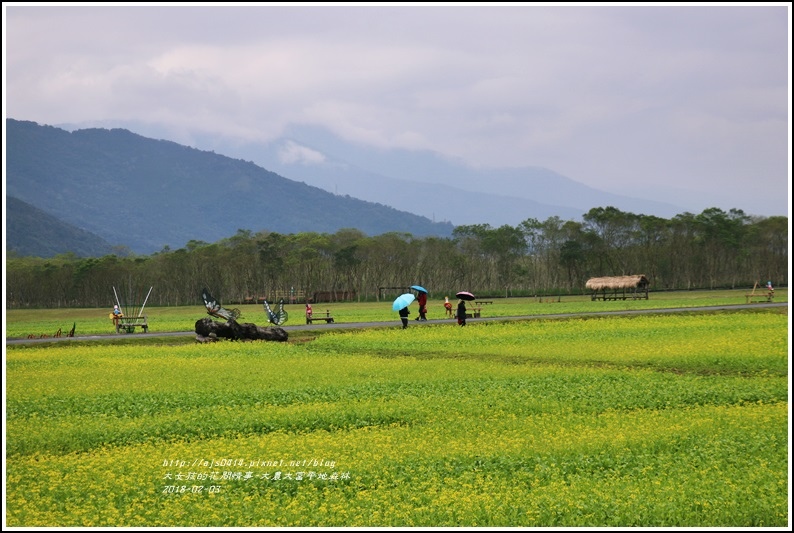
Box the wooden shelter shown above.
[585,275,650,301]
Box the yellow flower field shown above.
[5,309,789,526]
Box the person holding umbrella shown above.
[393,293,415,329]
[412,285,428,321]
[456,291,475,326]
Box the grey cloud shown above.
[4,4,789,217]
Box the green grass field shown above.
[4,293,790,526]
[4,288,788,339]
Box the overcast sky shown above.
[3,3,791,217]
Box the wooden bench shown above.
[115,315,149,333]
[464,307,482,319]
[745,291,774,304]
[458,301,491,319]
[306,310,335,324]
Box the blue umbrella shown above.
[392,293,415,311]
[411,285,428,294]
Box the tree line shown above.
[5,207,788,309]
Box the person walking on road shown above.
[399,305,410,328]
[456,299,467,326]
[416,290,428,321]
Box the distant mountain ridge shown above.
[248,124,691,224]
[6,196,116,258]
[58,120,690,226]
[5,119,455,256]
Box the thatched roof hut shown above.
[585,275,649,291]
[585,275,650,300]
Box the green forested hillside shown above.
[6,119,454,255]
[6,196,117,258]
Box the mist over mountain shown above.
[231,124,693,224]
[6,119,454,256]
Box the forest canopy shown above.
[6,207,788,308]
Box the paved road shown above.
[6,301,787,346]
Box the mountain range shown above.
[7,117,735,259]
[5,119,454,256]
[56,120,693,228]
[206,123,693,226]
